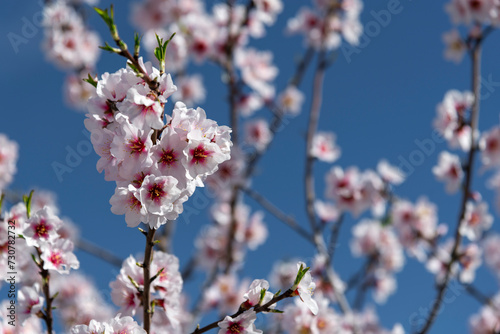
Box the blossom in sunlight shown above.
[218,310,262,334]
[85,60,232,229]
[40,238,80,274]
[293,262,319,315]
[70,314,146,334]
[242,279,274,309]
[23,206,62,248]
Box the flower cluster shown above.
[195,202,268,272]
[323,164,399,218]
[42,0,101,110]
[350,220,405,303]
[85,59,232,229]
[109,251,186,333]
[287,0,363,50]
[70,314,146,334]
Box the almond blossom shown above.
[40,238,80,274]
[311,132,341,163]
[433,89,474,151]
[480,126,500,169]
[218,310,262,334]
[17,284,44,326]
[433,151,464,193]
[245,119,272,152]
[293,262,319,315]
[459,201,493,241]
[23,206,62,248]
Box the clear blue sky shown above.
[2,0,500,332]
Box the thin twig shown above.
[328,214,344,263]
[191,289,294,334]
[242,187,314,243]
[75,238,123,268]
[142,227,156,333]
[416,35,483,334]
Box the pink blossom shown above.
[64,73,95,111]
[172,74,206,106]
[235,48,278,99]
[314,200,340,223]
[469,305,500,334]
[480,126,500,169]
[109,185,148,228]
[245,119,272,152]
[18,284,44,326]
[23,206,62,247]
[433,90,474,151]
[110,115,154,180]
[242,279,274,309]
[237,94,263,117]
[138,175,182,228]
[311,132,341,163]
[460,201,493,241]
[218,310,262,334]
[293,262,318,315]
[433,151,464,193]
[377,159,405,185]
[40,238,80,274]
[118,84,166,130]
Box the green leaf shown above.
[134,33,141,58]
[99,42,121,54]
[274,289,281,297]
[259,288,266,305]
[268,309,284,314]
[83,74,98,88]
[128,275,140,290]
[23,190,34,219]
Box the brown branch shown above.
[33,247,54,334]
[328,214,344,263]
[416,36,483,334]
[142,227,156,333]
[191,289,294,334]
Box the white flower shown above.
[293,262,318,315]
[218,310,262,334]
[18,284,44,326]
[311,132,341,163]
[459,201,493,241]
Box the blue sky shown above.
[3,0,500,332]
